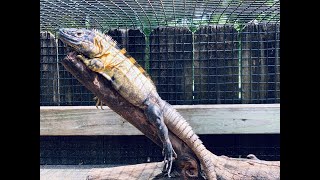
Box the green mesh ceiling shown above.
[40,0,280,32]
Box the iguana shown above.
[58,28,217,179]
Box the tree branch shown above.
[62,51,201,179]
[62,51,280,180]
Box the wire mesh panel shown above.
[40,0,280,31]
[149,27,193,105]
[41,29,149,106]
[241,23,280,103]
[40,136,105,164]
[194,25,239,104]
[40,32,60,106]
[57,38,96,106]
[40,134,280,165]
[107,29,147,70]
[40,0,280,106]
[201,134,280,160]
[40,136,162,165]
[40,25,280,105]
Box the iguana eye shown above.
[76,32,83,37]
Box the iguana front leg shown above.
[144,99,177,177]
[93,96,104,110]
[76,55,107,109]
[76,54,105,72]
[76,54,177,176]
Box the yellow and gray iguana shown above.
[58,28,217,179]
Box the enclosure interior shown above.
[40,0,280,165]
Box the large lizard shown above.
[58,28,217,179]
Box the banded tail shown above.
[161,101,217,180]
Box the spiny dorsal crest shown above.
[92,29,154,83]
[92,29,119,50]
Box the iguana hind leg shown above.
[144,99,177,177]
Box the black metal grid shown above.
[40,0,280,106]
[240,23,280,103]
[40,31,95,106]
[40,29,150,106]
[194,25,240,104]
[40,134,280,165]
[40,23,280,105]
[40,0,280,31]
[149,27,194,105]
[40,32,59,105]
[40,1,280,171]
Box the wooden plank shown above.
[149,27,193,105]
[275,24,280,102]
[40,31,60,105]
[56,38,73,105]
[40,104,280,135]
[193,26,213,104]
[241,23,280,103]
[107,29,127,48]
[265,23,280,103]
[40,165,116,180]
[87,162,163,180]
[127,29,146,69]
[241,24,258,103]
[194,25,239,104]
[57,39,95,106]
[107,29,146,72]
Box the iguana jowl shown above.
[58,28,217,179]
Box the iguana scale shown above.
[58,28,217,179]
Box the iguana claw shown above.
[162,142,177,177]
[93,96,104,110]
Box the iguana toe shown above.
[162,143,177,177]
[93,96,104,110]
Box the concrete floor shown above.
[40,165,120,180]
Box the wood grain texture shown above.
[241,23,280,104]
[87,157,280,180]
[40,104,279,135]
[87,162,164,180]
[149,27,193,105]
[40,31,60,105]
[194,25,239,104]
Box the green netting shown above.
[40,0,280,32]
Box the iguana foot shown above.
[144,99,177,178]
[76,55,105,72]
[162,141,178,177]
[93,96,104,110]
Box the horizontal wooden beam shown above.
[40,104,280,135]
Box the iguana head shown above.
[58,28,111,58]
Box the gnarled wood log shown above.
[62,51,201,179]
[62,52,280,180]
